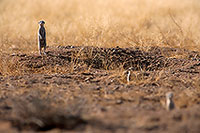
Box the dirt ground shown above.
[0,46,200,133]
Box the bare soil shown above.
[0,46,200,133]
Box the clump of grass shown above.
[0,54,21,76]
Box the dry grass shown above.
[0,0,200,54]
[0,1,200,131]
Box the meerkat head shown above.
[38,20,45,26]
[166,92,173,100]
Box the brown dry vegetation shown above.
[0,0,200,133]
[1,0,200,53]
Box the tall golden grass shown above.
[0,0,200,53]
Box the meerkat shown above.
[127,71,131,83]
[38,20,46,55]
[123,67,133,84]
[166,92,175,111]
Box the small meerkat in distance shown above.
[38,20,47,55]
[166,92,175,111]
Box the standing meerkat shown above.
[38,20,46,55]
[166,92,175,111]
